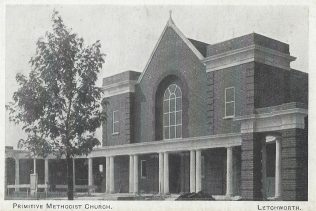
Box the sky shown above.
[5,5,309,148]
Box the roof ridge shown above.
[137,16,205,83]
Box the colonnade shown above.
[11,142,282,199]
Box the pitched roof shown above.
[137,17,205,83]
[188,38,210,57]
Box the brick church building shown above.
[5,16,308,201]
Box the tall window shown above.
[163,84,182,139]
[112,110,119,134]
[225,87,235,117]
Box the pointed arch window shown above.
[163,84,182,139]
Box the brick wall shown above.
[206,33,289,57]
[240,133,264,200]
[202,148,226,195]
[114,156,129,193]
[281,128,308,201]
[138,154,159,193]
[134,26,209,142]
[19,159,33,184]
[206,62,253,135]
[254,63,308,109]
[103,92,134,146]
[5,158,15,185]
[233,146,241,195]
[289,70,308,106]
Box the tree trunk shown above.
[66,155,74,200]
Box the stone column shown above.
[15,158,19,192]
[129,155,134,193]
[196,150,202,192]
[226,147,233,197]
[163,152,169,194]
[133,155,138,193]
[105,157,110,193]
[262,140,267,199]
[33,158,37,174]
[275,138,282,199]
[159,152,164,194]
[190,150,196,192]
[88,158,93,193]
[44,159,49,192]
[73,158,76,191]
[109,156,115,193]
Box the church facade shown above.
[5,17,308,201]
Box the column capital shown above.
[275,137,282,143]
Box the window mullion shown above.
[168,97,170,139]
[175,95,177,137]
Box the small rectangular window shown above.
[225,87,235,118]
[112,110,119,134]
[140,160,147,179]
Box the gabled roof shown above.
[137,16,206,83]
[188,38,209,57]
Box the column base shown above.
[267,196,282,201]
[225,194,233,198]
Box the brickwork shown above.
[281,128,308,201]
[202,148,226,195]
[206,71,215,134]
[240,133,264,200]
[113,156,129,193]
[206,33,289,57]
[138,154,159,193]
[102,92,134,146]
[98,21,308,201]
[134,26,209,142]
[207,62,253,135]
[233,146,241,195]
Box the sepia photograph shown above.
[2,2,314,210]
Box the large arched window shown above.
[163,84,182,139]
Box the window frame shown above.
[163,84,182,140]
[112,110,119,135]
[224,87,235,118]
